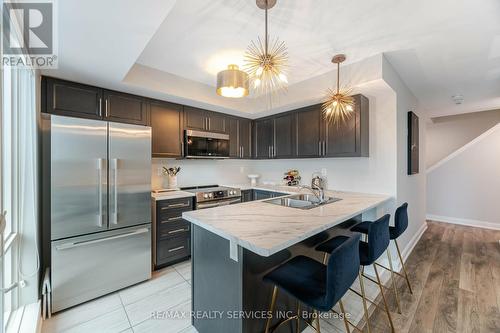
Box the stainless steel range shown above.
[181,185,241,209]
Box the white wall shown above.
[427,124,500,228]
[426,109,500,167]
[382,56,428,250]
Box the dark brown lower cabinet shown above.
[154,197,193,269]
[151,101,183,158]
[241,189,253,202]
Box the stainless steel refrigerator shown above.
[47,115,152,312]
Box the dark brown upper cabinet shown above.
[296,105,323,158]
[206,111,226,133]
[184,106,226,133]
[273,113,295,158]
[44,77,102,120]
[254,113,294,159]
[254,118,274,159]
[227,117,253,159]
[184,106,207,131]
[103,90,149,126]
[42,77,149,126]
[323,94,369,157]
[239,118,252,159]
[294,94,369,158]
[227,117,240,158]
[150,101,183,158]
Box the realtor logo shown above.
[2,1,57,68]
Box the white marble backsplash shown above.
[152,158,254,190]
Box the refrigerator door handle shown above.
[111,158,119,225]
[55,227,149,251]
[97,158,105,227]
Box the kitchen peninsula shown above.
[182,187,391,333]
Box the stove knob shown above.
[229,190,233,195]
[209,193,213,198]
[203,193,209,199]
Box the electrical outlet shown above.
[157,166,163,176]
[321,168,327,177]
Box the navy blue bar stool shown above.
[317,214,395,333]
[390,203,413,294]
[350,203,413,307]
[263,234,362,333]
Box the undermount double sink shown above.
[264,193,342,210]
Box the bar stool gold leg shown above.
[386,249,402,314]
[358,271,371,333]
[394,239,413,294]
[265,286,278,333]
[373,264,395,333]
[296,301,300,333]
[314,310,321,333]
[338,300,350,333]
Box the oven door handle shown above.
[197,198,241,209]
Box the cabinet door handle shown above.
[97,158,105,227]
[323,141,327,156]
[160,202,190,210]
[161,216,183,223]
[167,228,189,234]
[98,98,102,117]
[208,118,211,130]
[168,246,185,253]
[319,141,322,155]
[105,98,109,118]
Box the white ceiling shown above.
[45,0,500,118]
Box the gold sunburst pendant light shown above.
[322,54,355,124]
[244,0,288,96]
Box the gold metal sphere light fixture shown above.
[322,54,355,124]
[216,64,249,98]
[244,0,288,97]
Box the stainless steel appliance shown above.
[184,130,230,159]
[182,185,241,209]
[47,115,152,312]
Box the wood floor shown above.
[365,221,500,333]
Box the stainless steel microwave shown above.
[184,130,230,159]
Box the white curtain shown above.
[16,68,39,286]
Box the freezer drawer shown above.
[51,225,151,312]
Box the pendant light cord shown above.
[265,0,268,55]
[337,62,340,94]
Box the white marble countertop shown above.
[182,186,392,257]
[151,190,195,201]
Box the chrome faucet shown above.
[298,175,326,203]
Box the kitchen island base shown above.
[191,218,360,333]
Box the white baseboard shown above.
[401,222,428,262]
[427,214,500,231]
